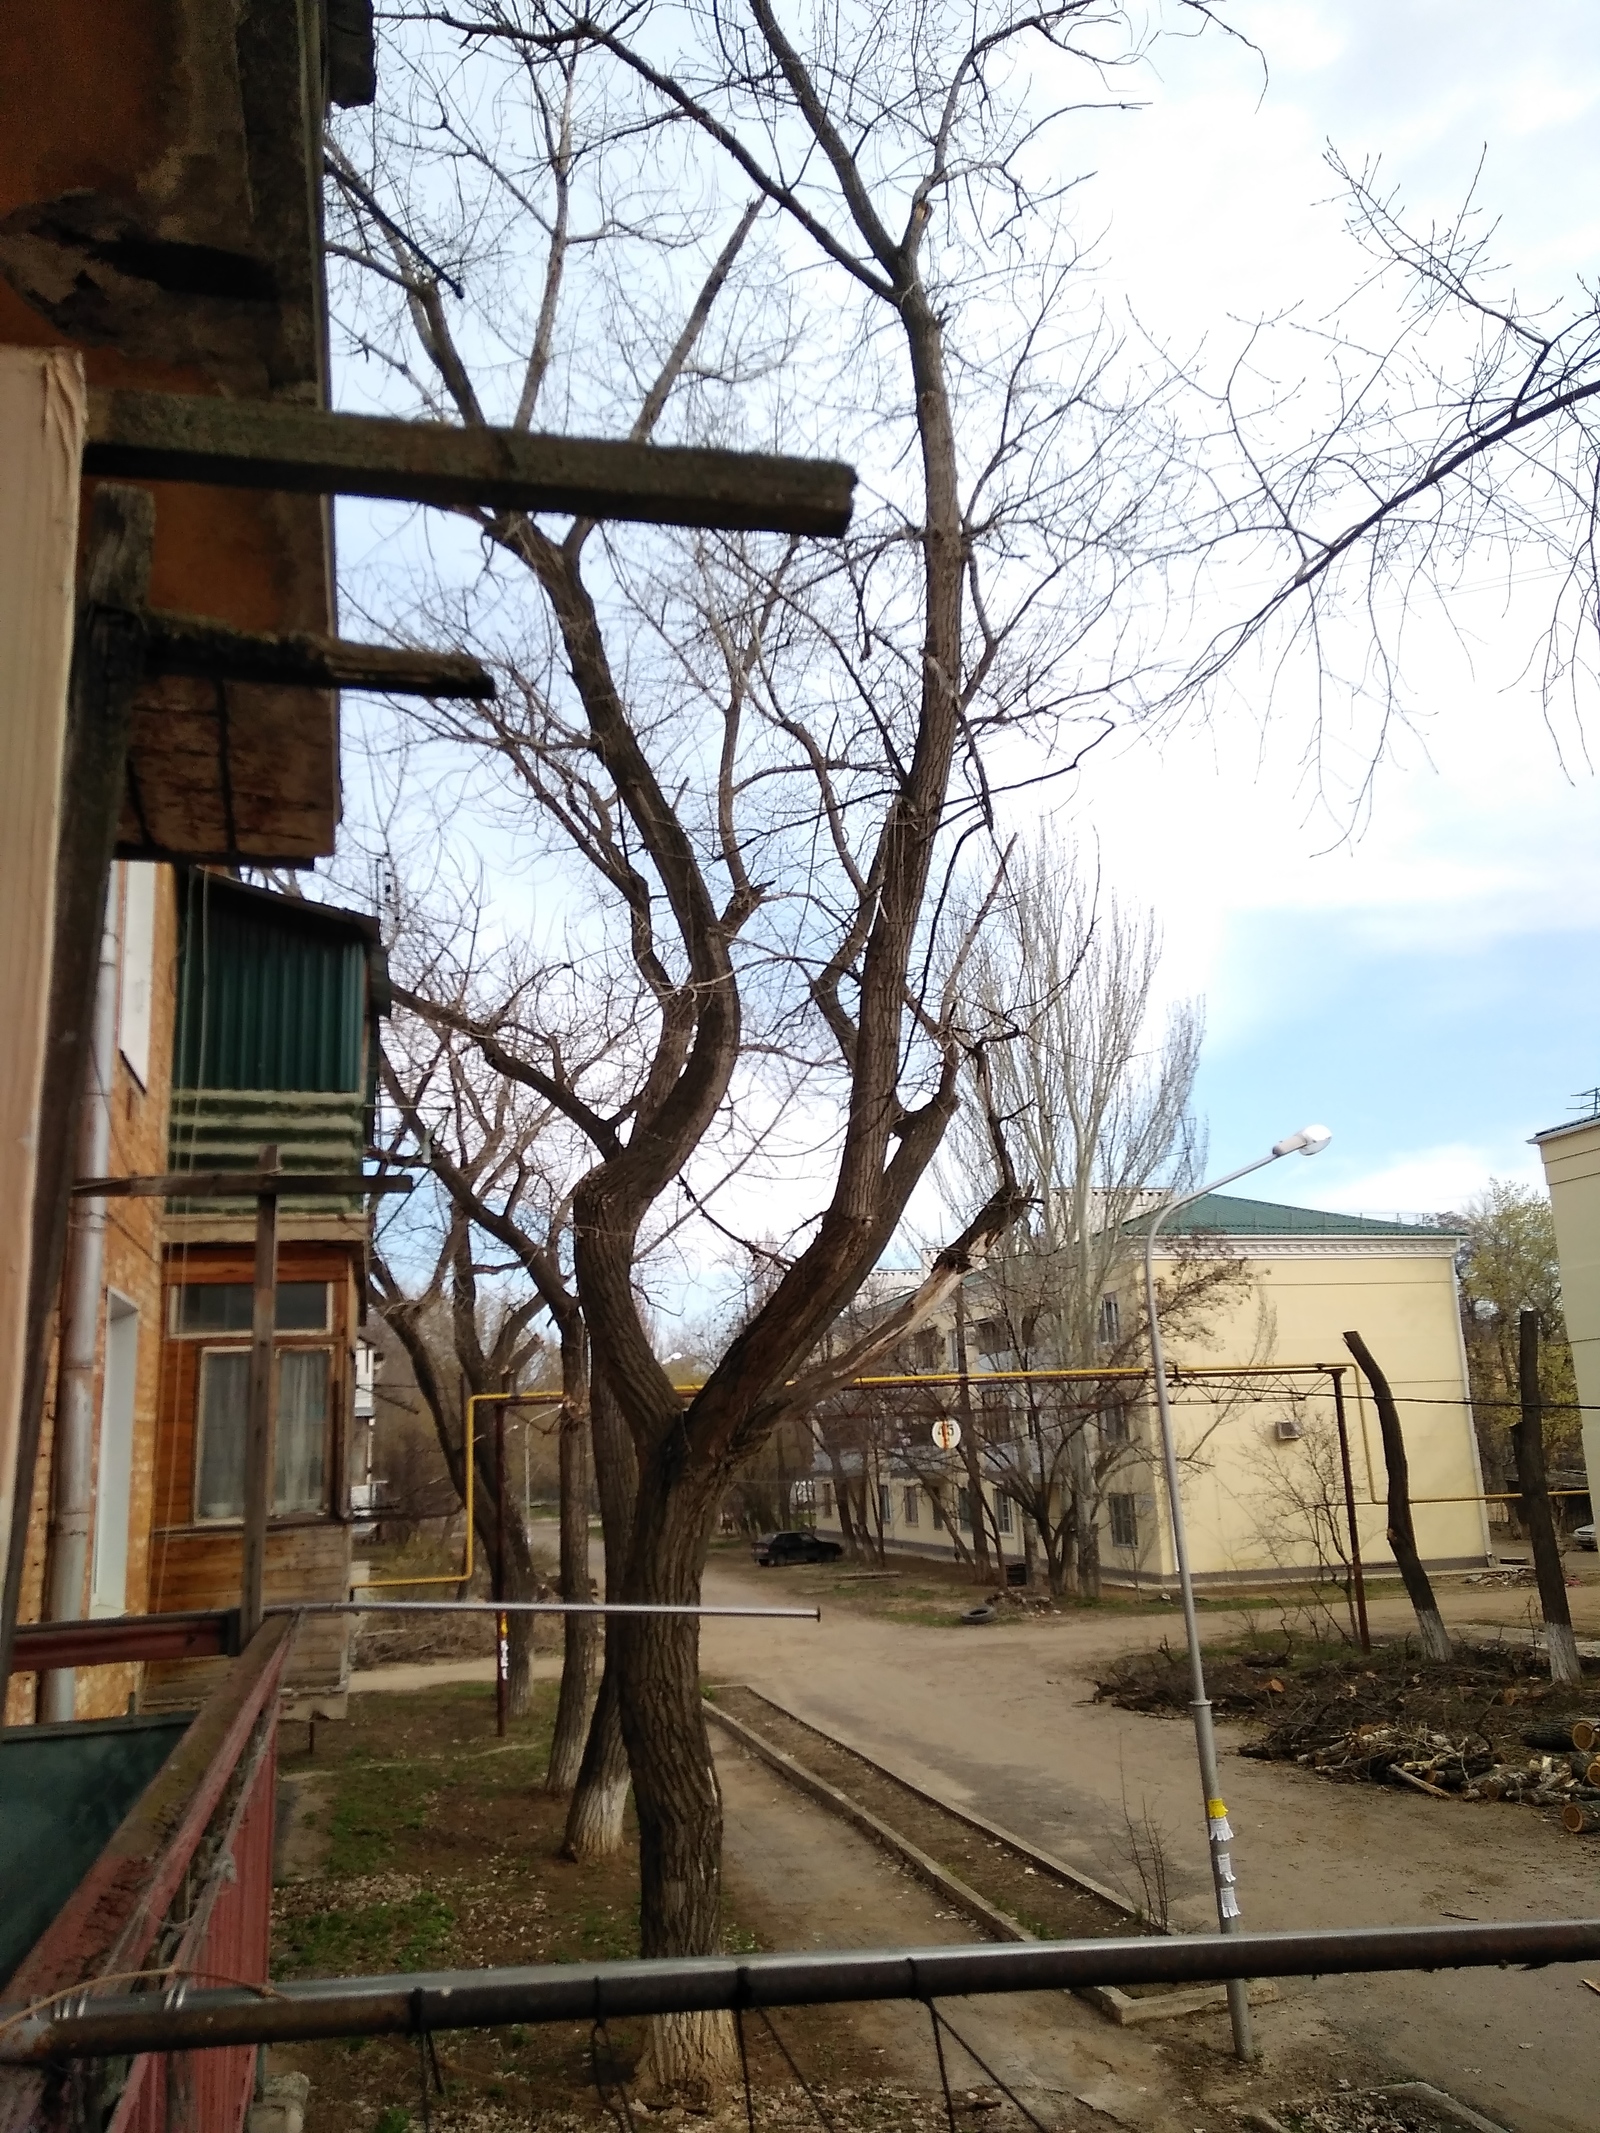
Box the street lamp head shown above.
[1272,1124,1332,1158]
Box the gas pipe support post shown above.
[1330,1366,1371,1653]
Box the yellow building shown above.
[1124,1193,1489,1587]
[1532,1110,1600,1511]
[810,1193,1491,1587]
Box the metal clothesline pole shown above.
[1141,1126,1331,2066]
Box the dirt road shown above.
[702,1559,1600,2133]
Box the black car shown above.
[751,1530,843,1566]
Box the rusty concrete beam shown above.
[84,390,856,536]
[142,611,494,698]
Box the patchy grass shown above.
[271,1679,943,2133]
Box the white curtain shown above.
[274,1349,329,1514]
[196,1350,250,1519]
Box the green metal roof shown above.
[1155,1192,1458,1239]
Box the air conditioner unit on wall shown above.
[1273,1416,1303,1442]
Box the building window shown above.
[820,1481,833,1515]
[1100,1399,1131,1445]
[195,1347,331,1520]
[1097,1293,1121,1347]
[994,1492,1013,1535]
[932,1493,946,1530]
[902,1486,920,1526]
[1108,1493,1138,1549]
[879,1482,893,1528]
[956,1486,972,1531]
[172,1282,330,1336]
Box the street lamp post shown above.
[1140,1124,1331,2063]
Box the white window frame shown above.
[90,1292,139,1615]
[193,1340,334,1523]
[117,862,157,1087]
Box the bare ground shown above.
[699,1555,1600,2133]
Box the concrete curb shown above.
[704,1689,1274,2027]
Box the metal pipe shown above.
[360,1392,477,1592]
[495,1403,507,1738]
[267,1601,821,1619]
[40,890,121,1721]
[1330,1368,1371,1653]
[8,1917,1599,2063]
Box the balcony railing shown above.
[0,1616,290,2133]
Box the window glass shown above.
[196,1350,250,1519]
[276,1350,329,1513]
[902,1486,920,1527]
[995,1492,1013,1535]
[1108,1492,1138,1549]
[195,1347,330,1520]
[878,1483,892,1527]
[1097,1293,1121,1346]
[173,1282,329,1335]
[956,1486,972,1531]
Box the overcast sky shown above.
[1032,0,1600,1220]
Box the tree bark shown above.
[1515,1310,1582,1687]
[954,1289,990,1581]
[546,1359,599,1792]
[613,1451,735,2100]
[1070,1422,1101,1599]
[1343,1329,1453,1661]
[565,1373,636,1858]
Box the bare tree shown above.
[1199,151,1600,767]
[377,971,602,1783]
[372,1206,545,1710]
[330,0,1217,2089]
[940,840,1210,1593]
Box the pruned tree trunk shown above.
[614,1461,735,2100]
[565,1374,636,1859]
[1516,1310,1582,1687]
[1070,1425,1101,1599]
[546,1368,599,1794]
[1344,1329,1453,1662]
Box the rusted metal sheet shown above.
[7,1611,239,1675]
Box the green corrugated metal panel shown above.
[167,1090,366,1214]
[175,880,368,1092]
[1155,1192,1460,1239]
[0,1713,193,1986]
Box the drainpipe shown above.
[40,891,121,1722]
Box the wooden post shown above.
[241,1146,281,1645]
[0,349,86,1685]
[1330,1367,1371,1653]
[1515,1310,1582,1687]
[1343,1330,1452,1661]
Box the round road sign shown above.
[930,1416,961,1451]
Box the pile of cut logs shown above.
[1281,1715,1600,1828]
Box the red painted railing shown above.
[0,1618,291,2133]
